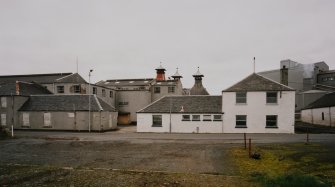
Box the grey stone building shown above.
[17,95,117,131]
[0,81,52,128]
[97,65,184,124]
[259,59,334,111]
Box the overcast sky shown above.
[0,0,334,94]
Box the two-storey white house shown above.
[137,73,295,133]
[222,73,295,133]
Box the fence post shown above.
[11,125,14,137]
[244,133,247,150]
[249,138,251,158]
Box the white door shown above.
[44,113,51,127]
[23,113,30,127]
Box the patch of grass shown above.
[230,143,335,186]
[253,173,330,187]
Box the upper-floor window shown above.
[93,87,97,95]
[74,85,81,93]
[154,87,160,94]
[110,91,113,98]
[266,92,277,104]
[102,89,106,97]
[236,115,247,128]
[118,101,129,106]
[1,97,7,108]
[57,86,64,93]
[152,115,162,127]
[266,115,278,128]
[236,92,247,104]
[168,86,175,93]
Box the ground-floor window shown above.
[152,115,162,127]
[1,114,6,126]
[182,115,190,121]
[192,115,200,121]
[213,115,222,121]
[236,115,247,128]
[266,115,278,128]
[203,115,212,121]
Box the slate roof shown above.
[0,81,52,96]
[54,73,87,84]
[223,73,295,92]
[0,73,73,84]
[138,96,222,113]
[303,92,335,109]
[154,80,177,86]
[98,78,154,87]
[19,95,116,112]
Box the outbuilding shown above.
[17,95,118,131]
[301,92,335,127]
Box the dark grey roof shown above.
[0,73,73,84]
[19,95,116,112]
[97,78,154,87]
[223,73,295,92]
[0,81,52,96]
[303,92,335,109]
[190,80,209,95]
[138,96,222,113]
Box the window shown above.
[236,115,247,128]
[23,113,30,127]
[266,92,278,104]
[118,102,129,106]
[74,85,81,93]
[68,113,75,118]
[203,115,212,121]
[44,113,51,127]
[266,115,278,128]
[236,92,247,104]
[213,115,222,121]
[182,115,190,121]
[1,97,7,108]
[93,87,97,94]
[57,86,64,93]
[102,89,106,97]
[154,87,160,93]
[152,115,162,127]
[168,86,175,93]
[322,112,325,120]
[192,115,200,121]
[110,91,113,98]
[1,114,6,126]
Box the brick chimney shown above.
[280,65,288,86]
[155,63,166,81]
[16,81,20,95]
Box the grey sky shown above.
[1,0,334,94]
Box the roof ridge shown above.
[55,73,74,81]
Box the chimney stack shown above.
[280,65,288,86]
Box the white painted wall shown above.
[137,113,223,133]
[222,91,295,133]
[301,107,335,127]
